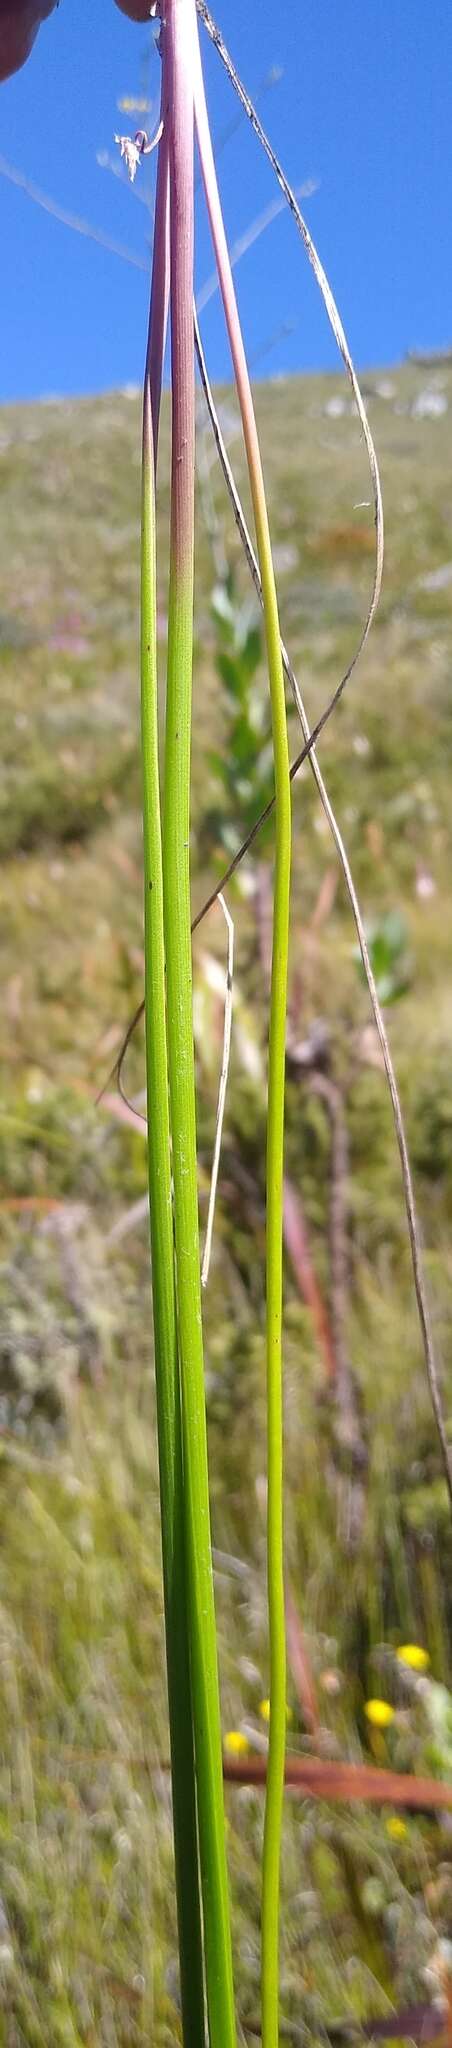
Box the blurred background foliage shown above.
[1,358,452,2040]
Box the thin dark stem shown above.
[195,0,383,656]
[194,316,377,752]
[98,6,452,1509]
[95,712,354,1115]
[192,176,452,1508]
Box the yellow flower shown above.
[224,1730,249,1757]
[396,1643,430,1673]
[385,1814,407,1841]
[258,1699,293,1725]
[365,1698,395,1730]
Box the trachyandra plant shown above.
[140,15,235,2047]
[116,2,452,2044]
[2,4,452,2045]
[139,1,290,2041]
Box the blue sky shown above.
[0,0,451,400]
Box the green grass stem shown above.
[141,370,205,2047]
[192,31,292,2037]
[161,6,236,2042]
[259,543,291,2048]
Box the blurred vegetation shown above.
[0,360,452,2040]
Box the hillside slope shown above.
[0,361,452,2041]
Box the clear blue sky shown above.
[1,0,451,400]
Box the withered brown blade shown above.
[223,1751,452,1809]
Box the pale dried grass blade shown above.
[201,893,234,1288]
[196,0,384,666]
[193,308,451,1503]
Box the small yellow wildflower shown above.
[385,1814,407,1841]
[396,1643,430,1673]
[224,1730,249,1757]
[258,1699,293,1726]
[365,1698,395,1730]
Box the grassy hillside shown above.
[1,359,452,2042]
